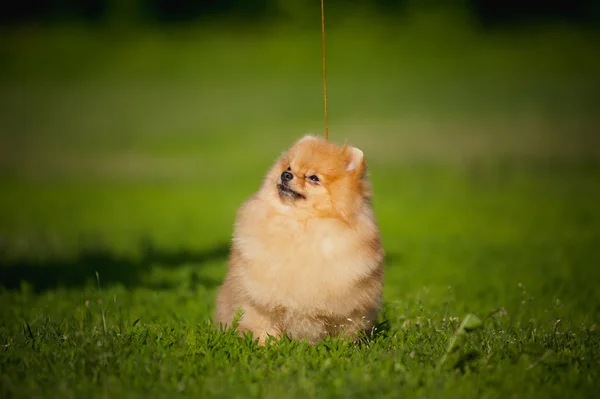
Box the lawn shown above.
[1,9,600,398]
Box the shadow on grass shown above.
[0,238,401,294]
[0,239,229,293]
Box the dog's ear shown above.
[345,146,366,177]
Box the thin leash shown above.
[320,0,329,141]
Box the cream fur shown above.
[214,135,384,345]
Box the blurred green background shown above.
[1,0,600,316]
[1,0,600,301]
[0,1,600,396]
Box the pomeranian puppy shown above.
[214,135,384,345]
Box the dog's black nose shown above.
[281,171,293,182]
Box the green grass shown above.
[1,165,599,398]
[1,8,600,398]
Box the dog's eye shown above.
[308,175,319,182]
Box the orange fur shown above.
[214,135,384,345]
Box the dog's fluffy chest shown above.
[241,214,360,272]
[236,213,375,312]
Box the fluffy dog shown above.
[215,135,384,344]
